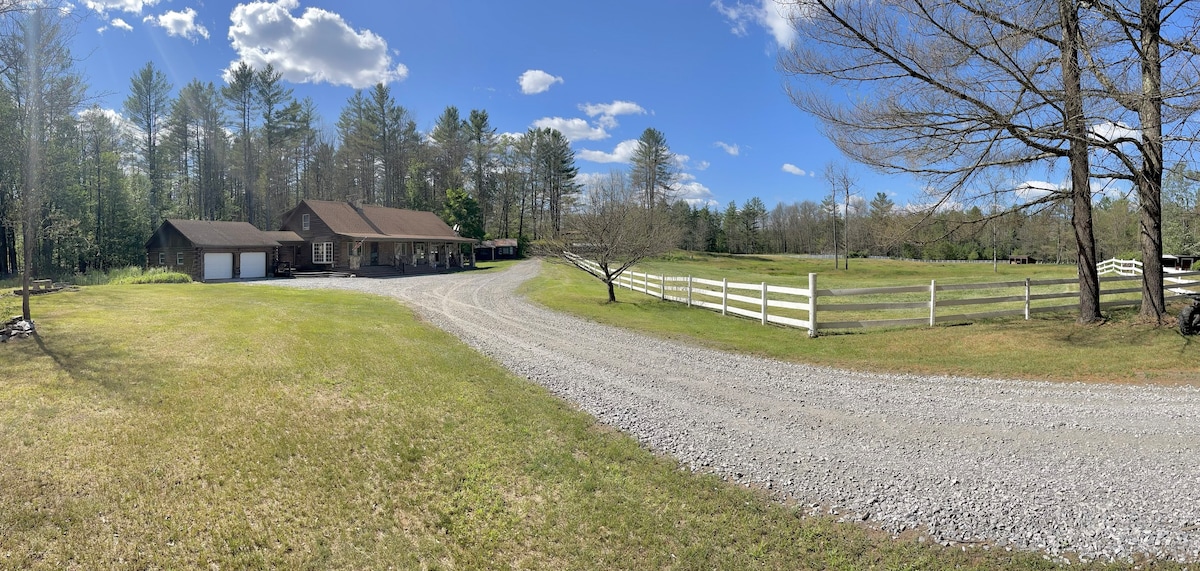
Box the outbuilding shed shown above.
[475,238,519,261]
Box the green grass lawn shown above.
[527,255,1200,385]
[0,283,1166,570]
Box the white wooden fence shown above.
[1096,258,1143,276]
[575,257,1200,337]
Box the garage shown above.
[147,220,283,282]
[203,253,234,280]
[240,252,267,278]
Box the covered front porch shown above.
[342,235,477,273]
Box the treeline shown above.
[668,163,1200,264]
[0,8,584,278]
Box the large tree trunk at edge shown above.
[1062,0,1102,324]
[1136,0,1166,322]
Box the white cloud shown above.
[110,18,133,31]
[695,160,711,171]
[714,141,739,156]
[531,117,608,141]
[578,139,640,164]
[782,163,810,176]
[575,172,611,192]
[85,0,161,17]
[518,69,563,95]
[579,100,645,129]
[79,106,126,123]
[77,107,140,142]
[677,178,717,207]
[227,0,409,89]
[580,100,644,117]
[144,8,209,41]
[1090,121,1140,144]
[1015,180,1063,202]
[712,0,799,48]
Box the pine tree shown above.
[629,127,674,209]
[123,61,172,231]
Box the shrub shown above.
[108,267,192,285]
[75,266,193,285]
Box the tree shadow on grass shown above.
[32,330,148,398]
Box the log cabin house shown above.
[278,199,477,272]
[147,200,477,281]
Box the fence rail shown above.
[1097,258,1144,276]
[573,257,1200,337]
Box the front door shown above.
[370,242,379,265]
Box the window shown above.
[158,252,165,265]
[176,252,184,265]
[302,213,310,231]
[313,242,334,264]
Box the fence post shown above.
[761,281,768,325]
[660,274,666,301]
[808,273,818,338]
[929,279,937,327]
[722,278,728,316]
[1024,277,1031,320]
[687,276,693,307]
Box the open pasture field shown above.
[635,253,1080,288]
[0,283,1125,570]
[526,254,1200,385]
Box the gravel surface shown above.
[272,260,1200,563]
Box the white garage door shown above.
[203,253,233,280]
[240,252,267,279]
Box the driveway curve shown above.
[273,260,1200,563]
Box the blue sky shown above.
[72,0,929,211]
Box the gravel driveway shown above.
[273,260,1200,563]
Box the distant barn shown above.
[1163,255,1200,272]
[475,238,519,261]
[1008,255,1037,264]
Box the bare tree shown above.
[540,171,679,303]
[780,0,1103,323]
[1081,0,1200,322]
[824,162,857,269]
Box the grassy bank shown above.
[525,256,1200,385]
[3,283,1143,570]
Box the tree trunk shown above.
[606,278,616,303]
[1061,0,1102,324]
[1136,0,1165,322]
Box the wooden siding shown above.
[281,203,340,269]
